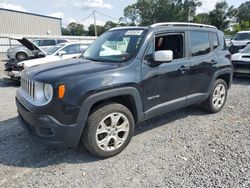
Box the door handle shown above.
[178,65,189,73]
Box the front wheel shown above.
[82,103,135,158]
[201,79,228,113]
[16,52,28,61]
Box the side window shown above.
[57,39,68,44]
[40,40,56,46]
[211,33,219,49]
[62,44,80,54]
[190,31,210,56]
[155,33,184,59]
[80,44,88,52]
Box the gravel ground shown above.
[0,54,249,188]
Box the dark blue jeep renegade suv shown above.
[16,22,233,158]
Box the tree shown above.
[208,1,236,31]
[88,24,106,36]
[237,1,250,22]
[63,22,86,36]
[193,13,210,24]
[123,4,140,25]
[233,21,250,32]
[123,0,202,26]
[104,21,118,30]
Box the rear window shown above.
[190,31,211,56]
[40,40,56,46]
[57,39,68,44]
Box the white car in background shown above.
[228,31,250,54]
[7,38,69,61]
[232,44,250,75]
[5,42,88,79]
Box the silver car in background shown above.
[6,38,68,61]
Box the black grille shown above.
[21,74,35,99]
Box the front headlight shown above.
[33,82,53,105]
[44,83,53,101]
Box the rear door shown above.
[187,30,218,104]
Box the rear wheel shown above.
[82,103,135,158]
[16,52,28,61]
[202,79,228,113]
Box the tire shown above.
[16,52,28,61]
[201,79,228,113]
[82,102,135,158]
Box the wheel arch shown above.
[15,51,28,59]
[211,68,233,91]
[75,87,144,144]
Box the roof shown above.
[110,22,217,32]
[0,8,61,20]
[238,31,250,33]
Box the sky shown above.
[0,0,247,28]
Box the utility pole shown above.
[93,10,97,36]
[188,7,191,22]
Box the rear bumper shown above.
[16,94,84,147]
[232,61,250,75]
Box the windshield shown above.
[242,44,250,53]
[233,33,250,41]
[45,43,65,55]
[82,29,146,62]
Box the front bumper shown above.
[16,90,84,147]
[4,70,21,79]
[232,61,250,75]
[6,51,16,60]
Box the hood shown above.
[25,58,121,82]
[15,37,46,54]
[232,52,250,61]
[17,55,55,68]
[231,40,250,46]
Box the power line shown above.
[78,13,93,23]
[95,10,121,22]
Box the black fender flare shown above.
[74,87,144,143]
[209,67,233,93]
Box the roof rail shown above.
[150,22,217,29]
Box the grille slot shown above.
[21,74,35,99]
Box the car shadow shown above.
[0,105,208,168]
[0,77,20,88]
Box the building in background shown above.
[0,8,62,35]
[0,8,96,53]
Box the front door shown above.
[141,32,190,118]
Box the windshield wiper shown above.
[83,57,107,62]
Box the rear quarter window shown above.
[190,31,211,56]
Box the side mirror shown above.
[154,50,173,62]
[58,51,66,56]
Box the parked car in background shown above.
[232,44,250,75]
[6,38,68,61]
[4,41,88,79]
[228,31,250,54]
